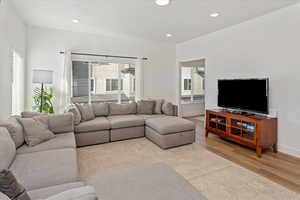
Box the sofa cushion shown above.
[45,186,97,200]
[0,117,24,148]
[109,103,137,116]
[9,148,79,191]
[162,102,174,116]
[66,105,81,125]
[107,115,144,129]
[76,104,95,122]
[17,118,55,147]
[75,117,110,133]
[92,103,109,117]
[137,100,155,115]
[21,112,46,118]
[47,113,74,134]
[146,117,195,135]
[28,182,85,200]
[17,132,76,154]
[0,170,30,200]
[0,127,16,170]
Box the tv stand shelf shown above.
[205,109,278,157]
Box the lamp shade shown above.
[32,69,53,84]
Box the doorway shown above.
[179,59,205,119]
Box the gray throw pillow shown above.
[76,104,95,122]
[137,100,155,115]
[92,103,109,117]
[17,118,55,147]
[162,102,174,116]
[0,117,24,148]
[66,105,81,125]
[151,99,164,114]
[0,170,31,200]
[0,127,16,171]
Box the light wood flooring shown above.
[186,117,300,193]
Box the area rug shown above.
[78,138,299,200]
[87,163,207,200]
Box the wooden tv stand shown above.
[205,109,278,157]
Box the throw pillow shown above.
[162,102,174,116]
[151,99,164,114]
[66,105,81,125]
[0,117,24,148]
[17,118,55,147]
[45,186,97,200]
[92,103,109,117]
[0,170,31,200]
[75,104,95,122]
[137,100,155,115]
[0,127,16,171]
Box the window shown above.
[11,51,24,115]
[106,79,123,91]
[72,61,136,104]
[184,79,192,90]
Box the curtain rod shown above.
[59,52,148,60]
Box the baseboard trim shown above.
[278,145,300,158]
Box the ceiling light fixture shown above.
[155,0,170,6]
[72,19,80,23]
[210,13,220,18]
[166,33,172,37]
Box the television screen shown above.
[218,79,269,114]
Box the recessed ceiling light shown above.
[210,13,220,18]
[166,33,172,37]
[155,0,170,6]
[72,19,80,23]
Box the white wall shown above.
[0,0,27,119]
[26,26,176,111]
[177,3,300,158]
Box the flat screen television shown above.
[218,78,269,114]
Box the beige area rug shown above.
[78,138,299,200]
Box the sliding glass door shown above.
[71,60,136,104]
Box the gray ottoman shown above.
[145,117,195,149]
[87,163,207,200]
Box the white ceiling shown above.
[12,0,300,43]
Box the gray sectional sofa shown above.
[0,100,196,200]
[0,113,90,200]
[70,101,195,149]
